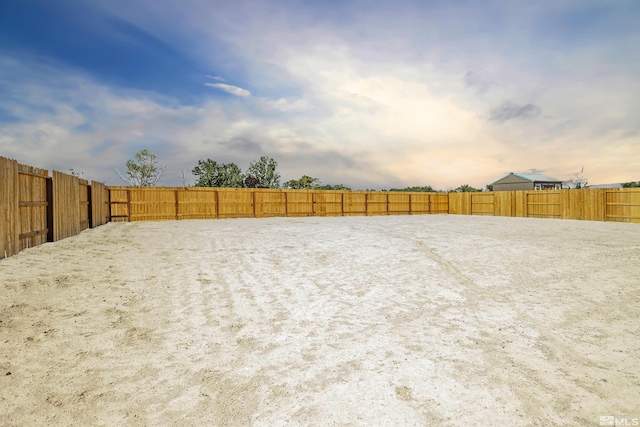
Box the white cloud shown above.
[3,1,640,188]
[204,83,251,97]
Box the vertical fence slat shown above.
[0,157,20,258]
[52,170,81,241]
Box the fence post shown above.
[88,183,93,229]
[365,192,368,216]
[214,190,219,219]
[175,189,179,220]
[107,187,111,223]
[46,177,54,242]
[386,192,390,215]
[284,191,288,217]
[252,190,256,218]
[126,189,131,222]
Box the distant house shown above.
[491,172,563,191]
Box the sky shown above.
[1,0,639,189]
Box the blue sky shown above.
[1,0,638,189]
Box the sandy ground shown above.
[0,215,639,426]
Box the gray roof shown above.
[588,183,622,188]
[492,172,562,184]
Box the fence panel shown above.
[526,191,561,219]
[52,171,81,241]
[573,188,606,222]
[429,193,449,214]
[109,188,130,222]
[131,187,177,221]
[255,190,287,218]
[90,181,110,227]
[448,193,471,215]
[494,191,513,216]
[388,193,410,214]
[343,192,366,216]
[18,163,50,250]
[0,157,20,258]
[606,189,640,223]
[285,191,313,217]
[514,191,527,217]
[471,193,494,216]
[218,189,254,219]
[313,191,343,216]
[177,188,217,220]
[409,193,430,214]
[366,192,388,216]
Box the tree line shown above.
[114,149,502,192]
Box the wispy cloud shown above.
[2,0,640,188]
[490,102,542,122]
[204,83,251,98]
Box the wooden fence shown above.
[1,156,109,259]
[107,186,640,223]
[447,188,640,222]
[108,187,450,221]
[3,155,639,260]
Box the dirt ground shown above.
[1,215,638,426]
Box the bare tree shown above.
[69,168,84,178]
[570,167,589,189]
[115,149,165,186]
[179,164,191,187]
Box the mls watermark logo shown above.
[600,415,639,426]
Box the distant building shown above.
[491,172,563,191]
[588,183,622,189]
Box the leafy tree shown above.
[452,184,481,192]
[246,156,281,188]
[192,159,244,188]
[390,185,435,192]
[283,175,321,189]
[317,184,351,190]
[621,181,639,188]
[485,184,494,192]
[115,149,165,186]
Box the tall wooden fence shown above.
[108,186,640,223]
[1,156,109,259]
[3,155,639,260]
[448,188,640,222]
[108,187,450,221]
